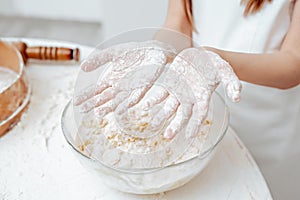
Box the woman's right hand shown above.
[74,40,177,118]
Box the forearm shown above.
[207,1,300,89]
[163,0,192,37]
[155,0,192,50]
[210,48,300,89]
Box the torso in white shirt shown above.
[192,0,300,199]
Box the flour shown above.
[74,100,213,194]
[75,43,218,170]
[72,41,240,194]
[76,101,212,169]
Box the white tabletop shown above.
[0,39,273,200]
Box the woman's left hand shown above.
[142,47,242,139]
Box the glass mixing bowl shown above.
[0,40,31,136]
[61,91,228,194]
[62,28,230,194]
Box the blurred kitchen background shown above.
[0,0,168,46]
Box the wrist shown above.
[203,46,222,56]
[157,22,192,50]
[163,19,192,38]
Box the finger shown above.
[81,43,139,72]
[171,48,216,87]
[142,86,169,110]
[185,118,202,139]
[226,80,242,102]
[114,91,132,115]
[114,84,154,115]
[93,91,127,118]
[206,51,242,102]
[127,86,150,108]
[82,40,176,72]
[164,103,193,139]
[74,83,110,106]
[94,100,116,119]
[80,87,115,113]
[185,102,209,138]
[74,85,95,106]
[81,50,114,72]
[150,95,180,130]
[217,62,241,102]
[117,65,163,109]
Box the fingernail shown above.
[94,107,106,119]
[80,60,88,71]
[79,105,88,113]
[164,129,175,139]
[233,95,241,102]
[73,96,81,106]
[81,60,93,72]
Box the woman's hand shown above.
[142,48,241,139]
[74,40,177,117]
[74,42,241,140]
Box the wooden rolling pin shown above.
[12,41,80,64]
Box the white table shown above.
[0,39,273,200]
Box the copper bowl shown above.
[0,41,30,137]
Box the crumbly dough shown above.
[76,103,212,169]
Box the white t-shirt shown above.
[192,0,300,199]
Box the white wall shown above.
[0,0,103,22]
[100,0,168,39]
[0,0,169,44]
